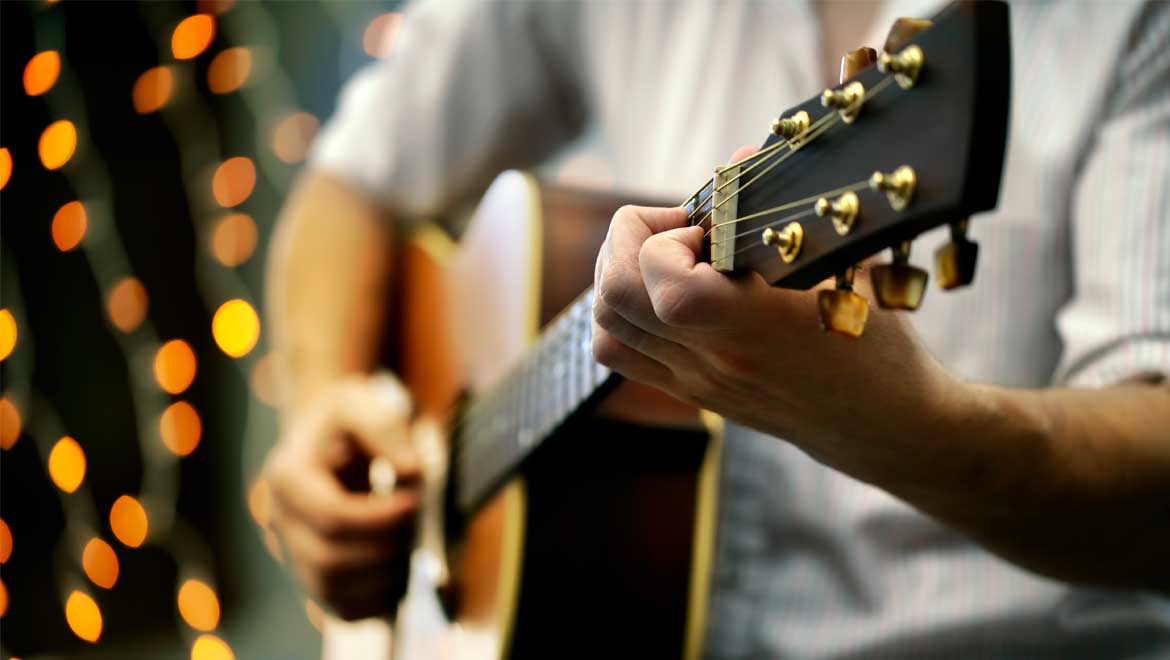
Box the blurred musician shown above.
[262,1,1170,657]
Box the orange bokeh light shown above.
[0,578,7,618]
[154,339,197,394]
[212,299,260,358]
[65,591,102,642]
[211,157,255,208]
[132,66,175,114]
[48,436,86,494]
[0,398,20,450]
[178,579,220,631]
[110,495,148,548]
[191,634,234,660]
[0,519,11,563]
[0,309,16,361]
[272,112,319,164]
[172,15,216,60]
[82,538,119,589]
[0,147,11,190]
[210,213,257,267]
[207,47,252,94]
[107,277,149,333]
[363,13,403,59]
[39,120,76,170]
[23,51,60,96]
[52,200,87,252]
[160,401,202,457]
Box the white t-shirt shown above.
[312,1,1170,657]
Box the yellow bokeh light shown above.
[65,591,102,642]
[211,157,255,208]
[109,495,148,548]
[48,436,86,494]
[52,200,87,252]
[0,147,11,190]
[172,15,216,60]
[154,339,197,394]
[272,112,319,164]
[0,398,20,450]
[107,277,149,333]
[23,51,60,96]
[0,519,11,563]
[207,47,252,94]
[0,310,16,361]
[160,401,201,457]
[212,299,259,358]
[0,578,7,618]
[210,213,257,267]
[82,538,119,589]
[132,66,174,114]
[178,580,220,631]
[191,634,234,660]
[363,13,403,59]
[38,119,76,170]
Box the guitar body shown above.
[391,171,722,659]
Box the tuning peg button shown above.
[935,221,979,289]
[818,269,869,338]
[872,241,928,310]
[883,17,933,53]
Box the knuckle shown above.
[592,299,621,333]
[652,282,694,327]
[591,331,623,368]
[597,266,633,314]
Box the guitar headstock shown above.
[684,0,1010,337]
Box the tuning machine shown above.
[761,222,804,264]
[870,165,916,211]
[872,240,929,310]
[815,191,859,236]
[822,81,866,124]
[935,219,979,289]
[771,110,810,142]
[818,267,869,338]
[879,45,924,90]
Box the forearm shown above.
[266,171,396,417]
[879,376,1170,590]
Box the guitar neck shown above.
[453,287,620,513]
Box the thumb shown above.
[328,372,420,475]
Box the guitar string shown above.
[685,108,842,226]
[697,75,895,233]
[458,74,901,466]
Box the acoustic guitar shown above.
[330,2,1011,658]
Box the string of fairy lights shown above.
[0,1,404,657]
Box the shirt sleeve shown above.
[309,0,587,225]
[1053,2,1170,387]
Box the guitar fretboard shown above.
[454,288,617,512]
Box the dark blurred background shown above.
[1,1,403,657]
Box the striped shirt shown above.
[312,1,1170,657]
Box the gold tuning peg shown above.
[871,240,929,310]
[761,222,804,264]
[935,219,979,289]
[878,45,924,90]
[840,47,878,82]
[818,267,869,338]
[815,191,859,236]
[883,17,933,54]
[870,165,916,211]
